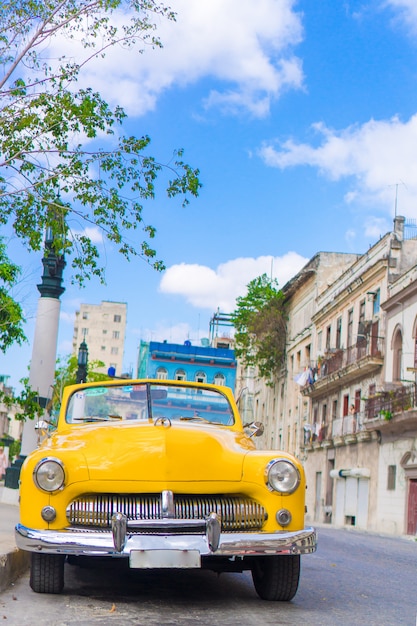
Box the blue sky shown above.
[2,0,417,387]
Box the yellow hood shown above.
[51,421,253,483]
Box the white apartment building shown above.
[72,301,127,376]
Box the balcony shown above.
[301,337,384,398]
[364,383,417,435]
[302,414,373,450]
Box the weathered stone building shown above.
[238,217,417,536]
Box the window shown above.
[392,328,403,382]
[387,465,396,490]
[343,394,349,417]
[214,373,225,386]
[81,327,88,336]
[101,345,106,351]
[368,383,376,418]
[156,367,168,380]
[82,312,89,320]
[373,289,380,315]
[332,399,338,420]
[174,369,186,381]
[112,330,120,339]
[414,337,417,370]
[317,331,322,352]
[322,403,327,424]
[326,325,331,351]
[195,371,207,383]
[114,314,121,323]
[354,389,361,413]
[103,329,108,335]
[359,299,366,323]
[111,347,119,355]
[347,308,354,347]
[336,317,342,349]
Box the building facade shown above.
[137,339,237,391]
[72,301,127,376]
[239,217,417,536]
[375,264,417,535]
[0,376,24,474]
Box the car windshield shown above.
[65,383,235,426]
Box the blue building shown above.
[137,339,237,391]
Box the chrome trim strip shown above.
[16,523,317,558]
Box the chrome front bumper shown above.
[15,516,317,560]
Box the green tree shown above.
[50,353,110,413]
[0,240,26,350]
[232,274,287,380]
[0,0,201,344]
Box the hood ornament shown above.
[154,417,171,428]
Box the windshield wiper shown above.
[73,414,122,422]
[179,415,211,423]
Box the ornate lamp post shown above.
[76,339,88,384]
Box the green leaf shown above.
[0,0,201,349]
[232,274,287,380]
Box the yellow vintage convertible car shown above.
[16,379,316,601]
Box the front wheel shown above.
[251,554,300,601]
[30,553,65,594]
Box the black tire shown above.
[251,554,300,601]
[30,553,65,594]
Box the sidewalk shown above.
[0,483,30,593]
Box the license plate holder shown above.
[129,549,201,569]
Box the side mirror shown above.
[244,421,264,438]
[35,419,52,440]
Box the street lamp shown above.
[76,340,88,384]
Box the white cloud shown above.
[159,252,308,312]
[259,114,417,216]
[48,0,304,118]
[69,225,104,244]
[135,322,196,345]
[345,229,356,244]
[364,217,391,238]
[385,0,417,31]
[58,339,74,354]
[59,310,76,325]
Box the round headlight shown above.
[266,459,300,494]
[34,458,65,492]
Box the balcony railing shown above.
[317,337,384,380]
[364,383,417,420]
[332,413,365,437]
[300,337,385,398]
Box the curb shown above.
[0,548,30,593]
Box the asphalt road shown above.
[1,526,416,625]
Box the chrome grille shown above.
[67,494,267,531]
